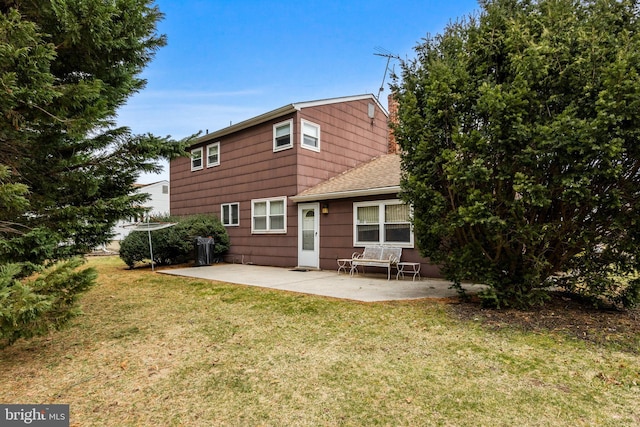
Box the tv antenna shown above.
[374,46,400,100]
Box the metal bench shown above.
[350,246,402,280]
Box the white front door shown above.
[298,203,319,268]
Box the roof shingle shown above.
[293,154,401,201]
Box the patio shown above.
[158,263,487,302]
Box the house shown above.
[111,180,171,243]
[170,94,438,276]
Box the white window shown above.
[273,120,293,151]
[206,142,220,167]
[221,203,239,226]
[191,147,203,171]
[353,200,413,247]
[252,197,287,233]
[301,119,320,151]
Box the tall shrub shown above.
[393,0,640,308]
[119,215,230,268]
[0,1,187,345]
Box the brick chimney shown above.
[387,93,400,154]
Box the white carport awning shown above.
[127,222,177,232]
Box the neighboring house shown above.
[111,180,171,242]
[170,94,438,276]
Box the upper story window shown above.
[301,119,320,152]
[221,202,239,226]
[273,120,293,152]
[353,200,413,247]
[207,142,220,167]
[191,147,203,171]
[252,197,287,233]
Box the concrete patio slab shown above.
[158,263,486,302]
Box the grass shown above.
[1,256,639,426]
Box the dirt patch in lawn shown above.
[448,292,640,354]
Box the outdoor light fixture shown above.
[321,203,329,214]
[368,102,375,125]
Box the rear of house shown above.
[170,94,438,276]
[291,153,440,277]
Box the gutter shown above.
[194,104,298,146]
[290,186,401,203]
[190,94,387,147]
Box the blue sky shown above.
[118,0,480,183]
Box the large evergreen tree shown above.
[0,0,189,345]
[392,0,640,308]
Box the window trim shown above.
[206,142,220,168]
[251,196,287,234]
[300,119,320,152]
[191,147,203,171]
[353,199,414,247]
[273,120,293,152]
[221,202,239,227]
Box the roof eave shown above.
[194,104,298,146]
[293,94,388,116]
[291,186,401,203]
[190,94,387,147]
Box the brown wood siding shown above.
[317,196,442,277]
[223,230,297,268]
[169,97,391,269]
[170,113,300,267]
[296,99,390,192]
[171,114,298,215]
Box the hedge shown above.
[119,214,230,268]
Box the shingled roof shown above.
[291,154,402,202]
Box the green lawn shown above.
[1,256,638,426]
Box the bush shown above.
[0,258,96,348]
[119,214,230,268]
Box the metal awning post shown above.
[125,221,177,271]
[148,222,154,271]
